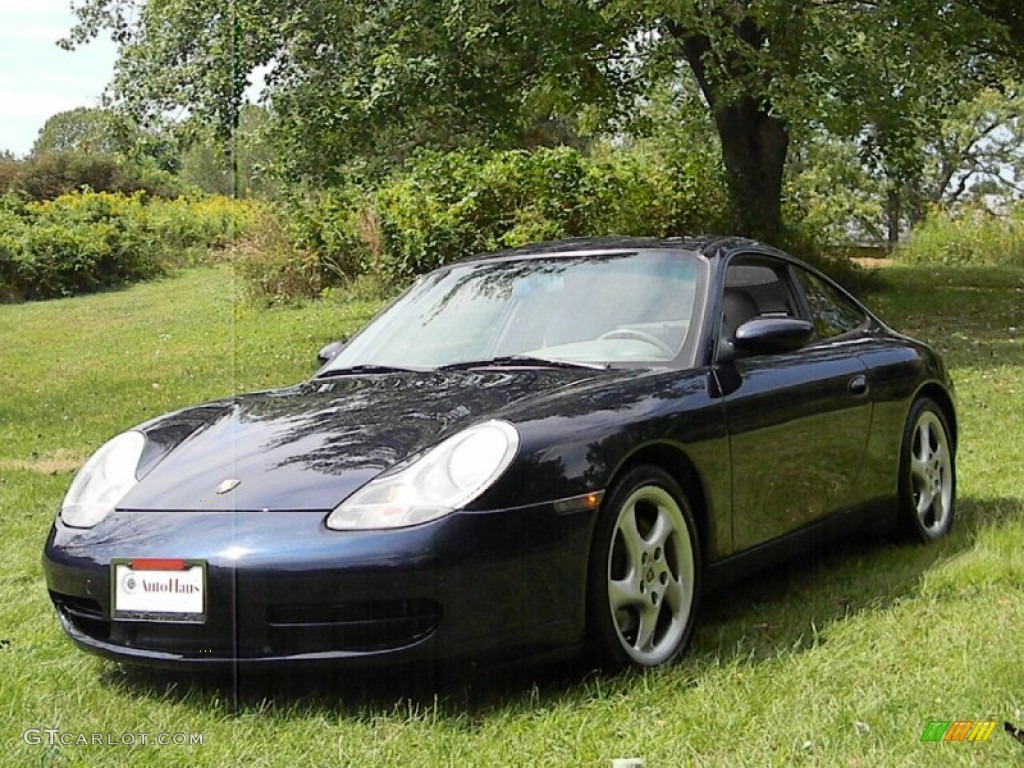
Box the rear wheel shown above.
[898,398,955,542]
[587,466,701,669]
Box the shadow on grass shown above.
[860,266,1024,372]
[689,495,1023,665]
[97,495,1023,720]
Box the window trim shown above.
[788,263,870,343]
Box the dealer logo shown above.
[121,573,137,594]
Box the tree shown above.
[31,108,136,156]
[264,1,622,182]
[179,106,279,196]
[65,0,282,197]
[787,82,1024,246]
[924,83,1024,206]
[969,1,1024,61]
[66,0,1015,239]
[622,1,1006,240]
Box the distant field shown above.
[1,264,1021,767]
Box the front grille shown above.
[50,590,442,659]
[51,592,110,641]
[267,599,442,653]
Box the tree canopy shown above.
[65,0,1019,241]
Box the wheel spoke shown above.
[910,455,930,485]
[916,420,934,462]
[609,576,643,611]
[916,485,935,518]
[662,573,686,613]
[649,506,673,550]
[634,602,659,652]
[616,505,644,568]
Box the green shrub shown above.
[287,186,375,282]
[0,191,257,302]
[0,207,26,301]
[898,203,1024,267]
[5,152,185,201]
[282,145,729,293]
[16,223,118,299]
[232,209,329,305]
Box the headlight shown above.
[60,431,146,528]
[326,420,519,530]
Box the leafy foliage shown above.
[281,146,728,292]
[0,191,256,301]
[178,106,279,197]
[0,152,184,202]
[786,132,888,245]
[232,207,341,305]
[66,1,1018,244]
[31,108,137,156]
[899,201,1024,267]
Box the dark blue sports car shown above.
[43,237,956,671]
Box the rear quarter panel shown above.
[856,332,955,504]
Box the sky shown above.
[0,0,118,157]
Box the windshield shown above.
[321,250,708,372]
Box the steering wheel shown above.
[597,328,675,358]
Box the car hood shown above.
[120,369,615,512]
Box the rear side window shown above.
[793,268,866,339]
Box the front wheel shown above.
[898,397,956,542]
[586,466,701,669]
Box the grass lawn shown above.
[0,264,1021,766]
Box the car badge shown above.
[216,478,242,495]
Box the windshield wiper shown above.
[438,355,608,371]
[317,364,422,377]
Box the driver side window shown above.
[719,260,798,353]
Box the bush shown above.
[282,145,729,293]
[898,203,1024,267]
[0,206,26,301]
[287,186,376,282]
[372,147,729,280]
[2,152,185,202]
[232,209,328,305]
[0,191,257,301]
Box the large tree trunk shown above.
[676,26,790,243]
[711,98,789,243]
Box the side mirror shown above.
[317,339,347,366]
[732,317,814,355]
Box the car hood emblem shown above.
[216,478,242,494]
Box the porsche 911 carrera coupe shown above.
[43,236,956,671]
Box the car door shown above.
[712,254,874,551]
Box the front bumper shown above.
[43,503,596,669]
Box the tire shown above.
[898,397,956,542]
[586,466,701,669]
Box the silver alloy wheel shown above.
[909,409,953,537]
[606,484,695,666]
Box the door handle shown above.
[848,375,868,396]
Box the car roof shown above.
[456,235,774,264]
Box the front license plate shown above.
[111,558,206,623]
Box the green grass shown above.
[1,264,1022,766]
